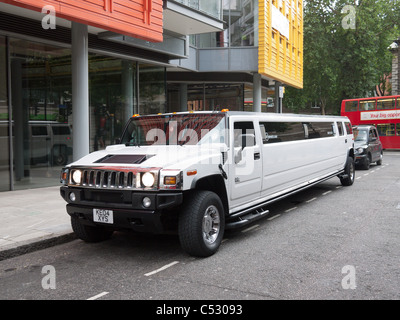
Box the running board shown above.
[225,207,269,230]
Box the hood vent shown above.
[95,154,152,164]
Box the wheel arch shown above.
[191,174,229,216]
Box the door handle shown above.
[254,152,261,160]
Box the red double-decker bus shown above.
[341,95,400,149]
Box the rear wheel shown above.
[178,190,225,257]
[376,152,383,166]
[71,216,113,242]
[340,156,355,186]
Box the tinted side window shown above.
[305,122,335,139]
[344,122,353,135]
[337,122,344,136]
[31,126,48,136]
[260,122,304,144]
[52,126,71,135]
[234,121,255,147]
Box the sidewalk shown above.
[0,186,75,260]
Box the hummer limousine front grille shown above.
[80,169,136,189]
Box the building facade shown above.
[0,0,303,192]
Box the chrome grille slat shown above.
[77,168,138,190]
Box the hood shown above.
[354,140,368,148]
[68,144,227,170]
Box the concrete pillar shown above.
[72,22,89,161]
[11,59,27,180]
[180,83,188,111]
[253,73,262,113]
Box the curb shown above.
[0,233,77,261]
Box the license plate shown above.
[93,209,114,224]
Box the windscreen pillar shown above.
[253,73,262,113]
[72,22,89,161]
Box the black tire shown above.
[178,190,225,257]
[340,156,355,186]
[376,152,383,166]
[361,154,371,170]
[71,216,113,242]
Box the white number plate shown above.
[93,209,114,224]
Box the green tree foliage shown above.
[284,0,400,115]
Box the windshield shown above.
[121,113,226,146]
[354,129,368,142]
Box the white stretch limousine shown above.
[60,111,355,257]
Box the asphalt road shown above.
[0,152,399,302]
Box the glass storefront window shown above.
[0,36,10,191]
[139,63,166,115]
[10,38,72,190]
[3,37,166,191]
[89,55,138,152]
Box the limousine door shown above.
[229,120,262,206]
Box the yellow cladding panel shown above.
[258,0,303,89]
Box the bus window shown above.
[397,98,400,109]
[345,101,358,112]
[377,124,395,136]
[359,100,376,111]
[377,98,395,110]
[396,124,400,136]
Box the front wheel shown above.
[178,190,225,257]
[340,156,355,186]
[71,216,114,242]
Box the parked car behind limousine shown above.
[60,111,355,257]
[353,125,383,170]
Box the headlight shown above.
[71,169,82,185]
[356,147,365,154]
[142,172,155,187]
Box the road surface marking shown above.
[285,207,297,213]
[306,197,317,203]
[145,261,179,277]
[267,214,281,221]
[87,292,109,300]
[356,176,362,180]
[241,224,260,233]
[322,191,332,196]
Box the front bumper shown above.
[354,154,367,166]
[60,186,183,233]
